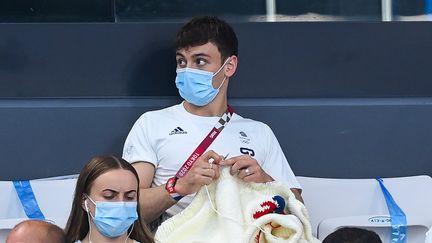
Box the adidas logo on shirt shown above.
[169,127,187,135]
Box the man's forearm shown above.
[138,185,178,223]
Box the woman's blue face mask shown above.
[85,195,138,238]
[175,58,230,106]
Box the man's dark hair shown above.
[322,227,382,243]
[175,16,238,62]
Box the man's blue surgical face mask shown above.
[85,195,138,239]
[175,58,230,106]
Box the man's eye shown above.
[196,58,206,66]
[177,59,186,67]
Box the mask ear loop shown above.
[213,58,231,77]
[216,76,227,90]
[213,58,231,91]
[125,222,135,243]
[84,199,94,243]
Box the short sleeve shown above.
[122,114,158,166]
[262,124,302,189]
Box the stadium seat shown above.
[0,177,77,242]
[297,175,432,242]
[425,226,432,243]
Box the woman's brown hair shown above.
[64,155,154,243]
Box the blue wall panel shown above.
[1,98,431,180]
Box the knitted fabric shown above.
[155,167,320,243]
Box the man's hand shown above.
[175,150,222,196]
[219,154,273,183]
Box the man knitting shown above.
[123,16,303,229]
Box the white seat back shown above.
[426,226,432,243]
[297,175,432,242]
[0,177,77,242]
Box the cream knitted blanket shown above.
[155,167,321,243]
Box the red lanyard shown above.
[175,106,234,178]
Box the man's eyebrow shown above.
[192,53,210,58]
[175,52,211,58]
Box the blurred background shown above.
[0,0,431,23]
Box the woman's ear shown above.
[81,195,88,212]
[225,55,238,78]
